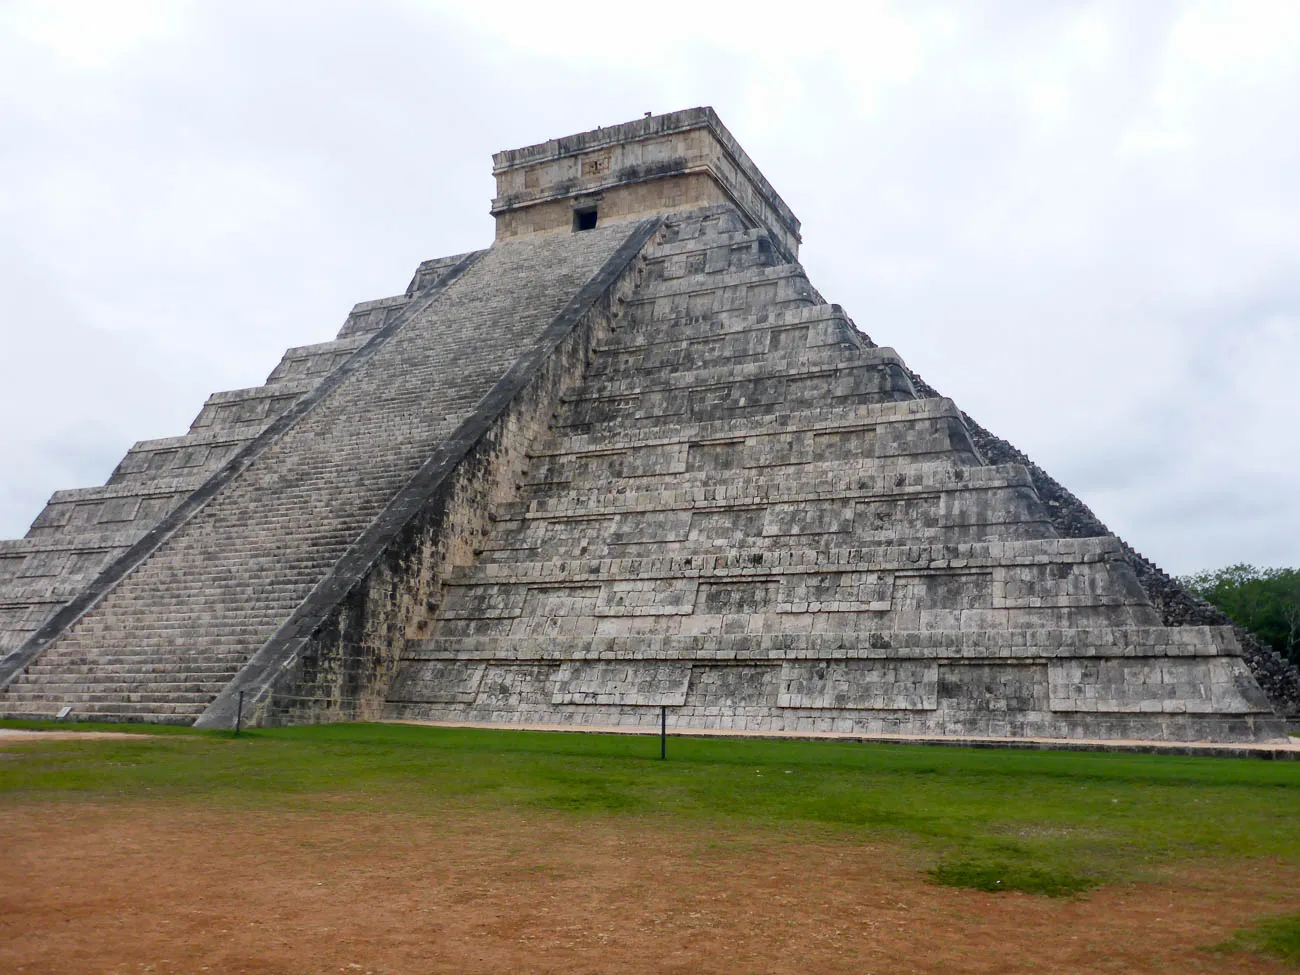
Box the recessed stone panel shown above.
[778,661,937,710]
[387,661,486,704]
[811,426,875,463]
[778,571,893,612]
[553,662,690,706]
[696,579,779,614]
[937,663,1049,714]
[853,496,941,537]
[1048,657,1272,714]
[98,498,142,524]
[611,510,691,544]
[761,501,854,538]
[686,439,744,472]
[684,665,780,708]
[17,551,71,578]
[597,578,698,616]
[687,508,765,545]
[475,665,558,710]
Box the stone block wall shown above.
[384,205,1285,742]
[492,108,801,258]
[904,371,1300,716]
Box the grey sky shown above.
[1,0,1297,576]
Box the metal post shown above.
[660,705,666,760]
[235,690,244,737]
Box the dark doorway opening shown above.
[573,207,598,232]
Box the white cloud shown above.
[0,0,193,71]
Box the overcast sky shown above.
[1,0,1297,576]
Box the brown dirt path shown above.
[0,728,148,743]
[1,800,1295,974]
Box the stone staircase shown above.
[385,207,1281,741]
[0,250,467,667]
[0,224,641,722]
[0,348,361,657]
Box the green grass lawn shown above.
[1213,912,1300,965]
[3,719,1298,900]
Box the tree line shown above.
[1179,564,1300,667]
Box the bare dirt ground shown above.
[0,728,147,742]
[2,800,1296,975]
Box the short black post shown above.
[235,690,244,737]
[660,705,667,760]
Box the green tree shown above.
[1180,564,1300,666]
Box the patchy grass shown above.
[1210,911,1300,965]
[928,857,1098,897]
[3,720,1299,896]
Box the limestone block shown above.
[778,661,938,710]
[552,662,690,706]
[387,661,485,703]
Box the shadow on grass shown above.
[927,857,1099,897]
[1208,911,1300,965]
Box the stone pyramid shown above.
[1,108,1294,742]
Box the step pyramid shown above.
[1,108,1294,741]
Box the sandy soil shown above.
[0,728,147,743]
[1,800,1296,975]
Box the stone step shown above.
[598,302,862,354]
[5,681,232,696]
[524,454,912,492]
[628,262,807,303]
[651,205,752,245]
[503,461,1027,523]
[26,658,248,673]
[480,523,1056,564]
[337,292,413,339]
[52,629,280,647]
[555,385,955,437]
[22,662,244,677]
[525,417,970,495]
[0,580,96,604]
[642,225,776,271]
[537,399,958,460]
[264,334,370,385]
[583,333,865,384]
[0,701,198,724]
[589,317,863,379]
[405,624,1230,661]
[2,531,142,553]
[41,632,270,649]
[46,476,210,506]
[2,690,213,708]
[558,366,915,434]
[452,536,1126,586]
[569,346,909,403]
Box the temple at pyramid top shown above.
[491,107,802,258]
[1,107,1296,742]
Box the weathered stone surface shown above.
[492,108,800,259]
[384,197,1286,742]
[0,107,1290,741]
